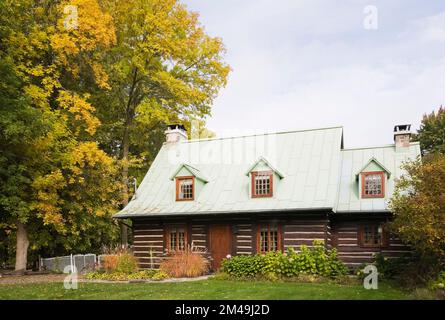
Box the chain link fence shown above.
[40,254,97,273]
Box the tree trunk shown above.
[15,221,29,273]
[120,122,130,248]
[120,68,138,249]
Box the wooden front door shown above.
[209,224,232,270]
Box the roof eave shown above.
[113,207,334,219]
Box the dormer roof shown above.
[170,163,208,183]
[355,157,392,179]
[245,156,285,179]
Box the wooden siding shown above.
[191,224,207,252]
[234,223,253,255]
[132,221,164,269]
[132,221,211,269]
[130,214,411,271]
[283,219,329,251]
[331,221,411,268]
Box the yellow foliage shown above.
[57,90,100,135]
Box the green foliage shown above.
[428,271,445,290]
[413,106,445,155]
[389,108,445,286]
[374,253,408,279]
[93,0,230,189]
[221,241,348,279]
[0,0,229,269]
[0,0,121,268]
[389,154,445,264]
[220,254,265,278]
[355,253,412,281]
[114,253,138,274]
[150,270,169,281]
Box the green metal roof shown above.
[115,127,344,217]
[114,126,421,218]
[336,142,420,213]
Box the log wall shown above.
[331,220,412,268]
[130,214,412,270]
[234,223,254,255]
[133,221,164,269]
[283,218,329,251]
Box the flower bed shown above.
[86,269,169,281]
[86,251,169,281]
[86,249,209,281]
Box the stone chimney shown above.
[165,124,187,143]
[394,124,411,149]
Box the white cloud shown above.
[412,11,445,42]
[184,1,445,148]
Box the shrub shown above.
[373,253,409,279]
[220,254,265,278]
[428,271,445,290]
[102,252,138,274]
[115,253,138,274]
[221,241,348,279]
[160,248,209,278]
[103,255,119,272]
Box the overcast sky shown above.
[183,0,445,148]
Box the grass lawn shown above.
[0,279,411,300]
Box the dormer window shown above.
[176,177,194,201]
[171,164,208,202]
[361,172,385,198]
[356,158,391,199]
[252,171,273,198]
[246,157,284,199]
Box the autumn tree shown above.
[389,154,445,266]
[413,106,445,155]
[94,0,230,244]
[0,0,121,271]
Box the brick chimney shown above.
[165,124,187,143]
[394,124,411,149]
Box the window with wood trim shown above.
[361,172,385,198]
[176,176,194,201]
[252,171,273,198]
[257,224,282,253]
[359,224,388,247]
[166,225,187,251]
